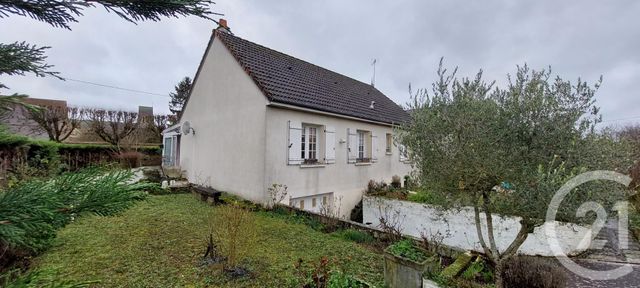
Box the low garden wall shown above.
[362,196,592,256]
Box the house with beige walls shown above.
[163,21,412,217]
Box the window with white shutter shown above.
[301,124,323,164]
[347,128,357,163]
[324,126,336,164]
[288,121,303,165]
[349,129,373,164]
[371,133,378,162]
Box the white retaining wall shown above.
[363,196,592,256]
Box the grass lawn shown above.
[32,194,383,287]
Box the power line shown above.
[65,77,170,97]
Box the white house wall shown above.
[178,35,269,203]
[265,107,413,217]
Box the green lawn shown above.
[33,194,383,287]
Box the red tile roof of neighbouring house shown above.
[214,30,410,125]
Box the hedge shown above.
[0,132,162,186]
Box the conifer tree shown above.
[169,76,192,118]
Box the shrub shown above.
[292,256,333,288]
[263,207,326,232]
[403,175,412,189]
[333,229,374,244]
[118,151,143,168]
[213,204,257,270]
[461,258,494,283]
[391,175,402,188]
[407,190,446,206]
[267,183,288,208]
[0,168,149,270]
[502,256,567,288]
[387,239,428,262]
[365,180,388,195]
[349,200,363,223]
[327,271,368,288]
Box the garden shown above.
[20,193,386,287]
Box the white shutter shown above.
[347,128,357,163]
[399,144,408,162]
[371,133,378,162]
[324,126,336,164]
[288,120,303,165]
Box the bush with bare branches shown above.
[84,108,138,149]
[24,106,82,142]
[213,204,257,271]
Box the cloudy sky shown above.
[1,0,639,125]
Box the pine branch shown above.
[0,0,220,29]
[0,42,61,79]
[0,0,86,29]
[93,0,221,24]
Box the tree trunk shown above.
[495,260,505,288]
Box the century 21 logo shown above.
[545,171,634,280]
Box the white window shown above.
[289,121,335,165]
[358,131,366,160]
[162,135,179,166]
[356,130,372,163]
[386,133,392,154]
[347,128,376,163]
[291,193,333,213]
[301,124,321,164]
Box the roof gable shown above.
[215,30,409,124]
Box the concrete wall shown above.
[265,107,412,217]
[178,35,269,203]
[363,196,592,256]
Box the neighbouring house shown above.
[163,21,412,216]
[1,97,67,140]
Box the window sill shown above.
[385,152,392,155]
[355,162,372,166]
[300,164,326,169]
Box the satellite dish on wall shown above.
[181,121,194,135]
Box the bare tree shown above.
[25,105,81,142]
[146,114,169,143]
[85,108,138,149]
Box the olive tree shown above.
[400,60,634,287]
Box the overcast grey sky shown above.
[1,0,639,125]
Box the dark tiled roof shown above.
[215,30,409,124]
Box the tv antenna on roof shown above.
[371,59,377,87]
